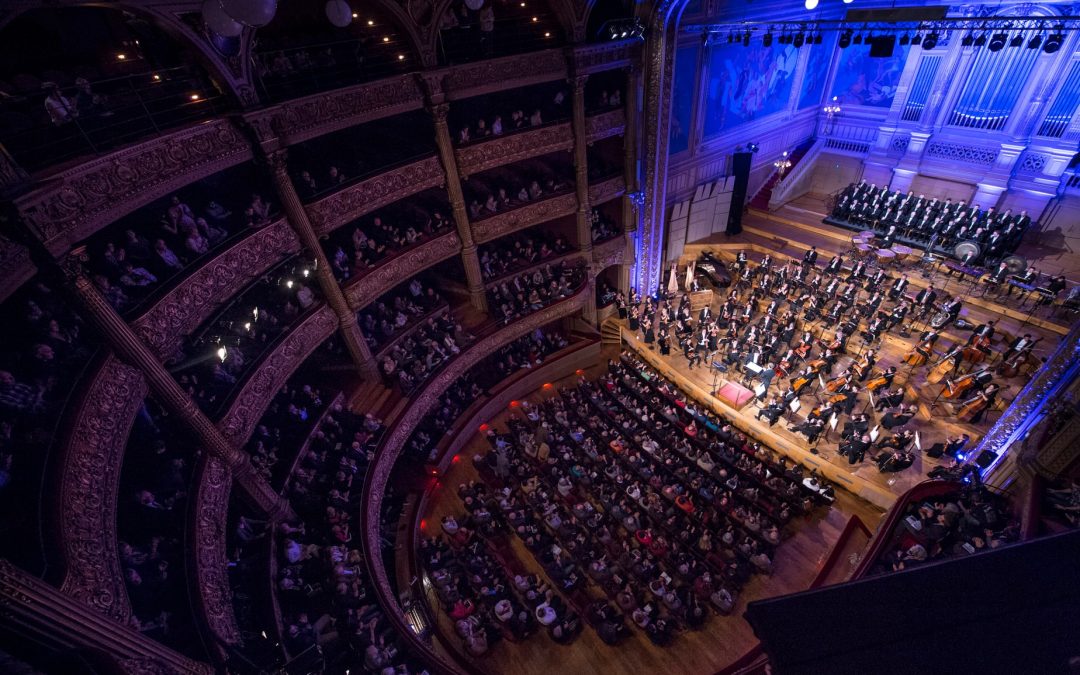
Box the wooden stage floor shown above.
[416,354,880,675]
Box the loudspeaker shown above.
[869,35,896,57]
[974,449,998,469]
[728,151,753,235]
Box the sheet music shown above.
[789,399,801,413]
[870,425,880,443]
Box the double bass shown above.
[997,336,1042,378]
[962,334,991,364]
[957,391,993,423]
[866,371,891,392]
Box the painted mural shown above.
[703,39,798,138]
[797,36,835,110]
[830,43,911,108]
[670,44,698,155]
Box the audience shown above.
[463,157,574,222]
[479,230,571,282]
[452,82,570,146]
[488,261,586,323]
[590,208,621,244]
[379,310,472,394]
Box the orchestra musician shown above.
[841,434,871,465]
[957,383,1002,423]
[914,285,938,315]
[852,349,877,382]
[1003,333,1035,362]
[887,274,910,301]
[866,366,897,392]
[803,246,818,267]
[967,320,995,345]
[756,396,784,427]
[841,413,870,440]
[882,404,918,429]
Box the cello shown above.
[997,336,1042,378]
[927,346,963,385]
[962,334,991,364]
[866,370,892,392]
[903,336,936,366]
[956,388,999,423]
[825,371,852,393]
[942,372,978,400]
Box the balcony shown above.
[455,122,573,176]
[342,230,462,310]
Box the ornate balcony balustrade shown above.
[0,235,33,304]
[216,304,339,447]
[306,157,445,236]
[591,233,628,268]
[190,456,243,654]
[471,192,578,244]
[14,120,253,256]
[455,123,573,177]
[571,40,639,75]
[342,230,462,310]
[55,354,149,623]
[585,109,626,143]
[130,219,300,360]
[588,175,627,205]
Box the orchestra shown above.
[615,240,1060,478]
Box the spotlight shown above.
[804,0,818,9]
[910,33,922,45]
[762,31,773,47]
[988,31,1007,52]
[922,31,938,50]
[747,142,760,153]
[794,32,805,48]
[728,32,734,44]
[1043,29,1063,54]
[899,34,910,46]
[814,32,822,45]
[1009,33,1023,48]
[743,30,750,47]
[961,33,973,47]
[973,32,986,47]
[853,33,862,45]
[842,0,853,3]
[216,346,228,362]
[839,30,852,48]
[1027,34,1043,49]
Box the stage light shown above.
[899,33,910,46]
[1028,33,1043,49]
[922,31,938,50]
[793,31,805,48]
[839,30,852,48]
[804,0,818,10]
[961,32,973,46]
[910,33,922,45]
[217,346,228,362]
[743,30,750,47]
[988,31,1007,52]
[1009,33,1023,48]
[727,31,734,43]
[285,279,294,288]
[842,0,853,4]
[763,31,773,47]
[814,32,822,44]
[1044,29,1063,54]
[853,33,862,45]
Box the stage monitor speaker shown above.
[974,449,998,469]
[728,151,753,235]
[870,35,896,57]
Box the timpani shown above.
[891,244,913,264]
[875,248,897,267]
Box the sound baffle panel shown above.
[666,178,735,262]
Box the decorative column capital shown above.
[263,148,290,176]
[427,102,451,125]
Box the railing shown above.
[768,138,823,210]
[343,230,462,309]
[216,304,339,447]
[471,191,578,243]
[0,64,230,173]
[455,123,573,176]
[592,233,627,268]
[588,175,627,205]
[584,108,626,142]
[823,138,872,155]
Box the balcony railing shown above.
[471,191,578,243]
[343,230,462,309]
[455,122,573,176]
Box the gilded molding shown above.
[442,50,568,99]
[455,124,574,176]
[131,219,300,360]
[57,354,148,623]
[190,456,242,649]
[248,75,425,146]
[306,157,445,236]
[343,231,461,309]
[0,234,33,304]
[588,176,627,205]
[585,109,627,142]
[471,193,578,244]
[15,120,252,254]
[217,304,339,446]
[592,234,627,268]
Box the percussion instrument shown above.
[851,234,868,248]
[859,231,877,241]
[954,240,982,264]
[1008,278,1036,293]
[855,243,874,259]
[1002,255,1027,275]
[875,248,896,266]
[890,244,913,263]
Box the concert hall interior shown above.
[1,0,1079,674]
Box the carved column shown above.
[265,151,379,380]
[569,73,593,255]
[426,101,488,311]
[620,63,642,295]
[0,559,212,675]
[62,256,291,521]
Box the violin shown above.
[942,372,978,400]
